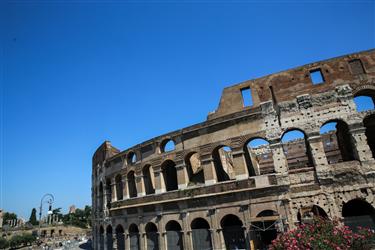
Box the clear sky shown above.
[1,0,374,219]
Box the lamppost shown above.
[39,193,54,236]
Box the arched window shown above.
[106,179,112,207]
[342,199,375,231]
[106,225,113,250]
[281,129,313,170]
[320,120,355,163]
[145,223,159,250]
[143,165,155,195]
[354,89,375,112]
[115,175,123,201]
[99,226,105,250]
[98,182,104,211]
[127,171,137,198]
[129,224,140,250]
[364,114,375,158]
[251,210,278,249]
[191,218,212,250]
[221,214,245,250]
[127,152,137,165]
[244,138,273,176]
[212,146,235,182]
[185,152,205,185]
[115,225,125,250]
[161,160,178,191]
[165,220,183,250]
[161,139,175,153]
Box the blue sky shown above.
[1,1,374,218]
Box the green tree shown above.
[2,212,17,226]
[28,208,38,225]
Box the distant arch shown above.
[145,222,159,250]
[115,225,125,250]
[354,88,375,112]
[160,139,176,153]
[165,220,183,250]
[127,151,137,165]
[161,160,178,191]
[127,171,137,198]
[185,152,205,185]
[212,145,235,182]
[220,214,245,250]
[342,199,375,231]
[191,218,212,250]
[244,138,273,176]
[252,210,279,249]
[106,225,113,250]
[129,224,140,250]
[143,165,155,195]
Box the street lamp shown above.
[39,193,54,236]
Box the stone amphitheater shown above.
[92,49,375,250]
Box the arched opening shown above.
[221,214,245,250]
[99,226,104,250]
[342,199,375,231]
[105,179,112,207]
[145,222,159,250]
[281,129,313,170]
[129,224,140,250]
[212,146,235,182]
[161,139,175,153]
[106,225,113,250]
[251,210,279,249]
[364,114,375,158]
[127,151,137,165]
[191,218,212,250]
[115,174,123,200]
[298,205,328,224]
[98,182,104,211]
[320,120,355,163]
[185,152,205,186]
[127,171,137,198]
[115,225,125,250]
[165,220,183,250]
[354,89,375,112]
[143,165,155,195]
[245,138,273,176]
[161,160,178,191]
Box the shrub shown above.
[0,238,9,249]
[270,217,375,250]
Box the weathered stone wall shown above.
[92,49,375,250]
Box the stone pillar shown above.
[307,134,329,178]
[350,126,374,162]
[269,140,288,174]
[139,221,146,250]
[201,155,217,185]
[122,176,129,199]
[176,162,189,189]
[103,233,108,250]
[136,174,146,197]
[111,177,117,202]
[232,149,249,180]
[180,212,192,250]
[124,231,130,250]
[154,166,166,194]
[208,209,220,250]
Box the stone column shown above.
[306,134,329,178]
[269,140,288,174]
[136,174,146,197]
[157,214,166,250]
[180,212,192,250]
[154,166,166,194]
[111,177,117,202]
[176,162,189,189]
[122,176,129,199]
[350,126,374,162]
[201,155,217,185]
[232,149,249,180]
[103,233,108,250]
[208,209,220,250]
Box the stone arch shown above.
[160,138,176,153]
[191,218,212,250]
[212,145,235,182]
[127,171,137,198]
[105,178,112,206]
[115,224,125,250]
[142,164,155,195]
[220,214,245,250]
[251,210,279,249]
[115,174,123,200]
[161,160,178,191]
[106,225,113,250]
[185,152,205,185]
[364,114,375,158]
[129,223,140,250]
[98,182,104,211]
[281,128,314,170]
[342,199,375,230]
[320,119,356,163]
[165,220,183,250]
[353,88,375,112]
[244,137,273,176]
[145,222,159,250]
[127,151,138,165]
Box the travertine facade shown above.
[92,49,375,250]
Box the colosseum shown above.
[92,49,375,250]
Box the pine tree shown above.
[28,208,38,225]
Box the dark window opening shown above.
[342,199,375,231]
[245,138,274,176]
[127,171,137,198]
[185,152,205,185]
[212,146,235,182]
[191,218,212,250]
[116,225,125,250]
[364,114,375,158]
[221,215,245,250]
[115,175,123,200]
[143,165,155,195]
[166,221,183,250]
[162,160,178,191]
[161,139,175,153]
